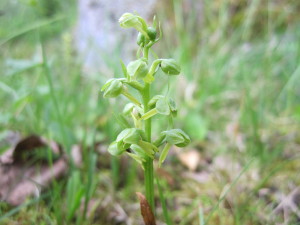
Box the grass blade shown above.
[0,193,49,221]
[0,16,65,46]
[156,177,172,225]
[205,159,254,224]
[199,206,205,225]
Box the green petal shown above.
[108,141,125,156]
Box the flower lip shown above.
[162,129,190,147]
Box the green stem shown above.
[143,47,149,60]
[122,91,141,106]
[124,80,144,92]
[141,108,158,120]
[142,82,155,212]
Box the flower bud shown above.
[147,27,157,41]
[162,129,190,147]
[160,59,181,75]
[119,13,140,28]
[137,33,146,46]
[101,78,123,98]
[127,59,148,79]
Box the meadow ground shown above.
[0,1,299,224]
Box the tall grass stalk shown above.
[156,177,172,225]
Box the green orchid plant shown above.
[101,12,190,213]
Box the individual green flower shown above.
[123,103,143,128]
[130,144,154,160]
[116,128,146,151]
[127,58,148,80]
[101,78,141,106]
[119,13,148,38]
[160,59,181,75]
[141,95,177,120]
[158,129,190,167]
[143,59,161,83]
[144,58,180,83]
[137,32,146,47]
[109,129,157,161]
[126,142,157,168]
[162,129,190,147]
[101,78,124,98]
[123,103,136,116]
[123,103,143,117]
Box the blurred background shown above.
[0,0,300,224]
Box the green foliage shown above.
[66,171,85,222]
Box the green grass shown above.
[1,0,300,224]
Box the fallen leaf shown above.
[4,158,68,205]
[0,134,68,205]
[12,135,61,163]
[136,192,156,225]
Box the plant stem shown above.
[141,108,157,120]
[143,82,155,212]
[122,91,141,106]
